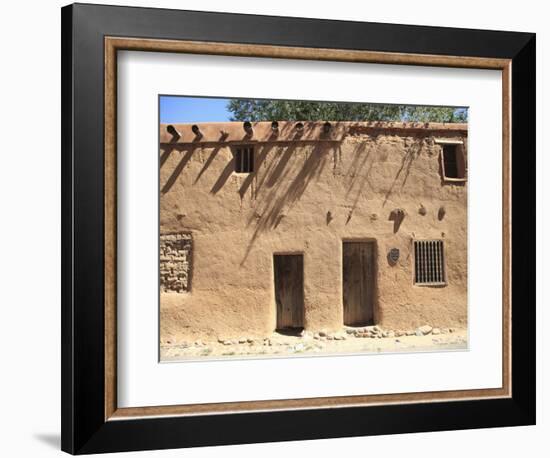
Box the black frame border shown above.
[61,3,536,454]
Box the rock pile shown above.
[190,325,456,348]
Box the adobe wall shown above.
[159,121,468,341]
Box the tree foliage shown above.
[227,99,467,123]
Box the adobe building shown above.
[159,120,468,342]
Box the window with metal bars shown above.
[413,240,446,285]
[234,145,254,173]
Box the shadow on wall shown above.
[160,144,234,195]
[33,433,60,449]
[210,156,236,194]
[161,146,194,194]
[388,208,406,233]
[195,145,222,184]
[241,142,331,264]
[238,144,275,199]
[158,134,428,266]
[382,137,425,206]
[343,140,375,225]
[159,139,331,265]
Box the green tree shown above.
[227,99,467,123]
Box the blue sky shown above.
[160,96,231,123]
[160,95,467,123]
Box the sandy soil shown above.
[160,327,467,362]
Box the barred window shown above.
[234,145,254,173]
[414,240,446,285]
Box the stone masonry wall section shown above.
[160,233,192,293]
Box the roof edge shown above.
[159,121,468,144]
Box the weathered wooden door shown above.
[343,242,375,326]
[274,254,304,330]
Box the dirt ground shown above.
[160,326,467,362]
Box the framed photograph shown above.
[61,3,536,454]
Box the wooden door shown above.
[343,242,375,326]
[274,254,304,330]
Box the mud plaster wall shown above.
[159,124,468,341]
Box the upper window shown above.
[440,143,467,182]
[234,145,254,173]
[413,239,446,286]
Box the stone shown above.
[406,330,415,336]
[318,330,328,337]
[159,233,192,293]
[387,330,395,338]
[238,338,247,344]
[416,325,433,335]
[294,343,305,352]
[432,328,441,335]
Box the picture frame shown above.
[61,3,536,454]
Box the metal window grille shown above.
[414,240,446,285]
[235,146,254,173]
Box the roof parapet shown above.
[160,121,468,145]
